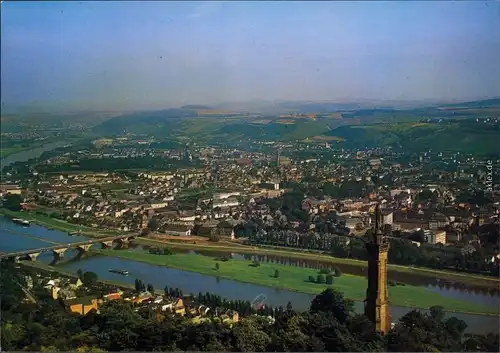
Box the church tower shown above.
[364,203,391,334]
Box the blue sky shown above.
[1,1,499,110]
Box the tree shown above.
[77,269,84,280]
[146,284,154,294]
[82,272,98,285]
[233,317,271,352]
[308,275,316,283]
[274,269,280,278]
[334,267,342,277]
[387,309,466,352]
[286,301,293,311]
[209,233,220,242]
[316,274,325,284]
[325,274,334,285]
[3,194,22,211]
[135,278,144,292]
[147,218,159,231]
[215,263,220,271]
[430,305,445,322]
[310,288,354,324]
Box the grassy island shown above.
[95,249,499,316]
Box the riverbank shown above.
[0,209,120,237]
[137,237,500,289]
[19,259,136,291]
[94,248,499,316]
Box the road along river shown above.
[0,216,498,334]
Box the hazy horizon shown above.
[2,1,500,111]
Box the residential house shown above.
[132,291,153,305]
[51,285,76,300]
[392,211,430,231]
[178,210,196,222]
[103,289,123,301]
[219,309,239,327]
[68,278,84,290]
[0,184,21,196]
[161,298,185,316]
[213,197,240,209]
[428,213,449,230]
[149,201,169,209]
[64,296,99,315]
[161,224,192,236]
[426,230,447,245]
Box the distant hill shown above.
[94,108,197,134]
[277,101,364,113]
[92,98,500,150]
[181,105,212,110]
[325,120,499,155]
[437,98,500,109]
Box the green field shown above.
[0,209,119,236]
[95,249,499,315]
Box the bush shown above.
[334,267,342,277]
[215,256,230,262]
[249,260,260,267]
[274,269,280,278]
[215,263,220,271]
[308,275,316,283]
[325,274,334,285]
[319,268,332,275]
[82,271,98,285]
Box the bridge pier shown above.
[101,241,114,249]
[27,252,41,261]
[77,244,92,254]
[117,238,129,245]
[52,248,68,261]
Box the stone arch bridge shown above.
[0,235,137,262]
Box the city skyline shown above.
[2,1,500,111]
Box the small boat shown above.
[109,269,129,275]
[12,218,30,226]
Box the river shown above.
[0,216,498,334]
[1,141,68,169]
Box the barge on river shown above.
[109,269,129,276]
[12,218,30,226]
